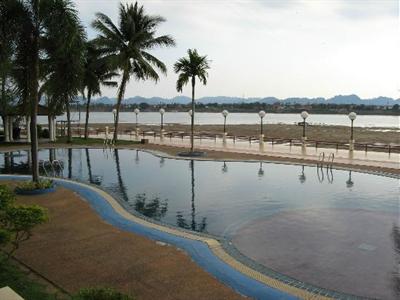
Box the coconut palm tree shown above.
[92,2,175,142]
[81,41,118,139]
[174,49,210,152]
[4,0,86,181]
[41,0,86,143]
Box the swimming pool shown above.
[0,148,398,299]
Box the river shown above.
[38,112,399,128]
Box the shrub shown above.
[74,288,135,300]
[15,180,54,191]
[0,185,48,262]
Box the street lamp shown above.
[134,108,140,130]
[300,111,309,143]
[188,109,193,117]
[222,110,229,135]
[348,112,357,151]
[258,110,266,146]
[159,108,165,131]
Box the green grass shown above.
[0,259,60,300]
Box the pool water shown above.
[0,148,399,299]
[0,148,397,237]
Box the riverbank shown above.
[86,123,400,145]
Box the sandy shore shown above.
[85,123,400,145]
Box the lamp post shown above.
[258,110,266,145]
[159,108,165,131]
[159,108,165,140]
[134,108,140,137]
[300,111,309,145]
[222,110,229,142]
[348,112,357,151]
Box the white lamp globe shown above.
[301,111,309,120]
[258,110,266,118]
[348,112,357,121]
[188,110,193,116]
[134,108,140,115]
[112,108,117,115]
[159,108,165,115]
[222,110,229,117]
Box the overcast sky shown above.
[74,0,399,99]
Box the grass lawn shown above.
[0,259,60,300]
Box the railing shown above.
[73,127,400,154]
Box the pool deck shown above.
[88,133,398,173]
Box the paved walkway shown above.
[99,133,399,171]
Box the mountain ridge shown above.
[87,94,400,106]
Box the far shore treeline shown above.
[73,100,399,116]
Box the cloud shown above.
[72,0,399,99]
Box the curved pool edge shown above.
[0,174,330,300]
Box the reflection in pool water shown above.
[0,148,397,237]
[0,148,399,298]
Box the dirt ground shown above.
[9,183,243,300]
[86,123,400,145]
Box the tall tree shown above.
[92,1,175,142]
[174,49,210,152]
[81,41,118,139]
[41,0,86,143]
[5,0,86,181]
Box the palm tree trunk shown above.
[66,101,72,143]
[113,71,128,142]
[191,76,195,152]
[84,90,91,139]
[29,0,40,182]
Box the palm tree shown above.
[174,49,210,152]
[41,0,86,143]
[92,2,175,142]
[81,41,118,139]
[4,0,86,181]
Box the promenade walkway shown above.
[107,133,399,171]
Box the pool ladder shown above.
[318,152,334,167]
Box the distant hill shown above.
[87,94,400,106]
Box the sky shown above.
[73,0,399,99]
